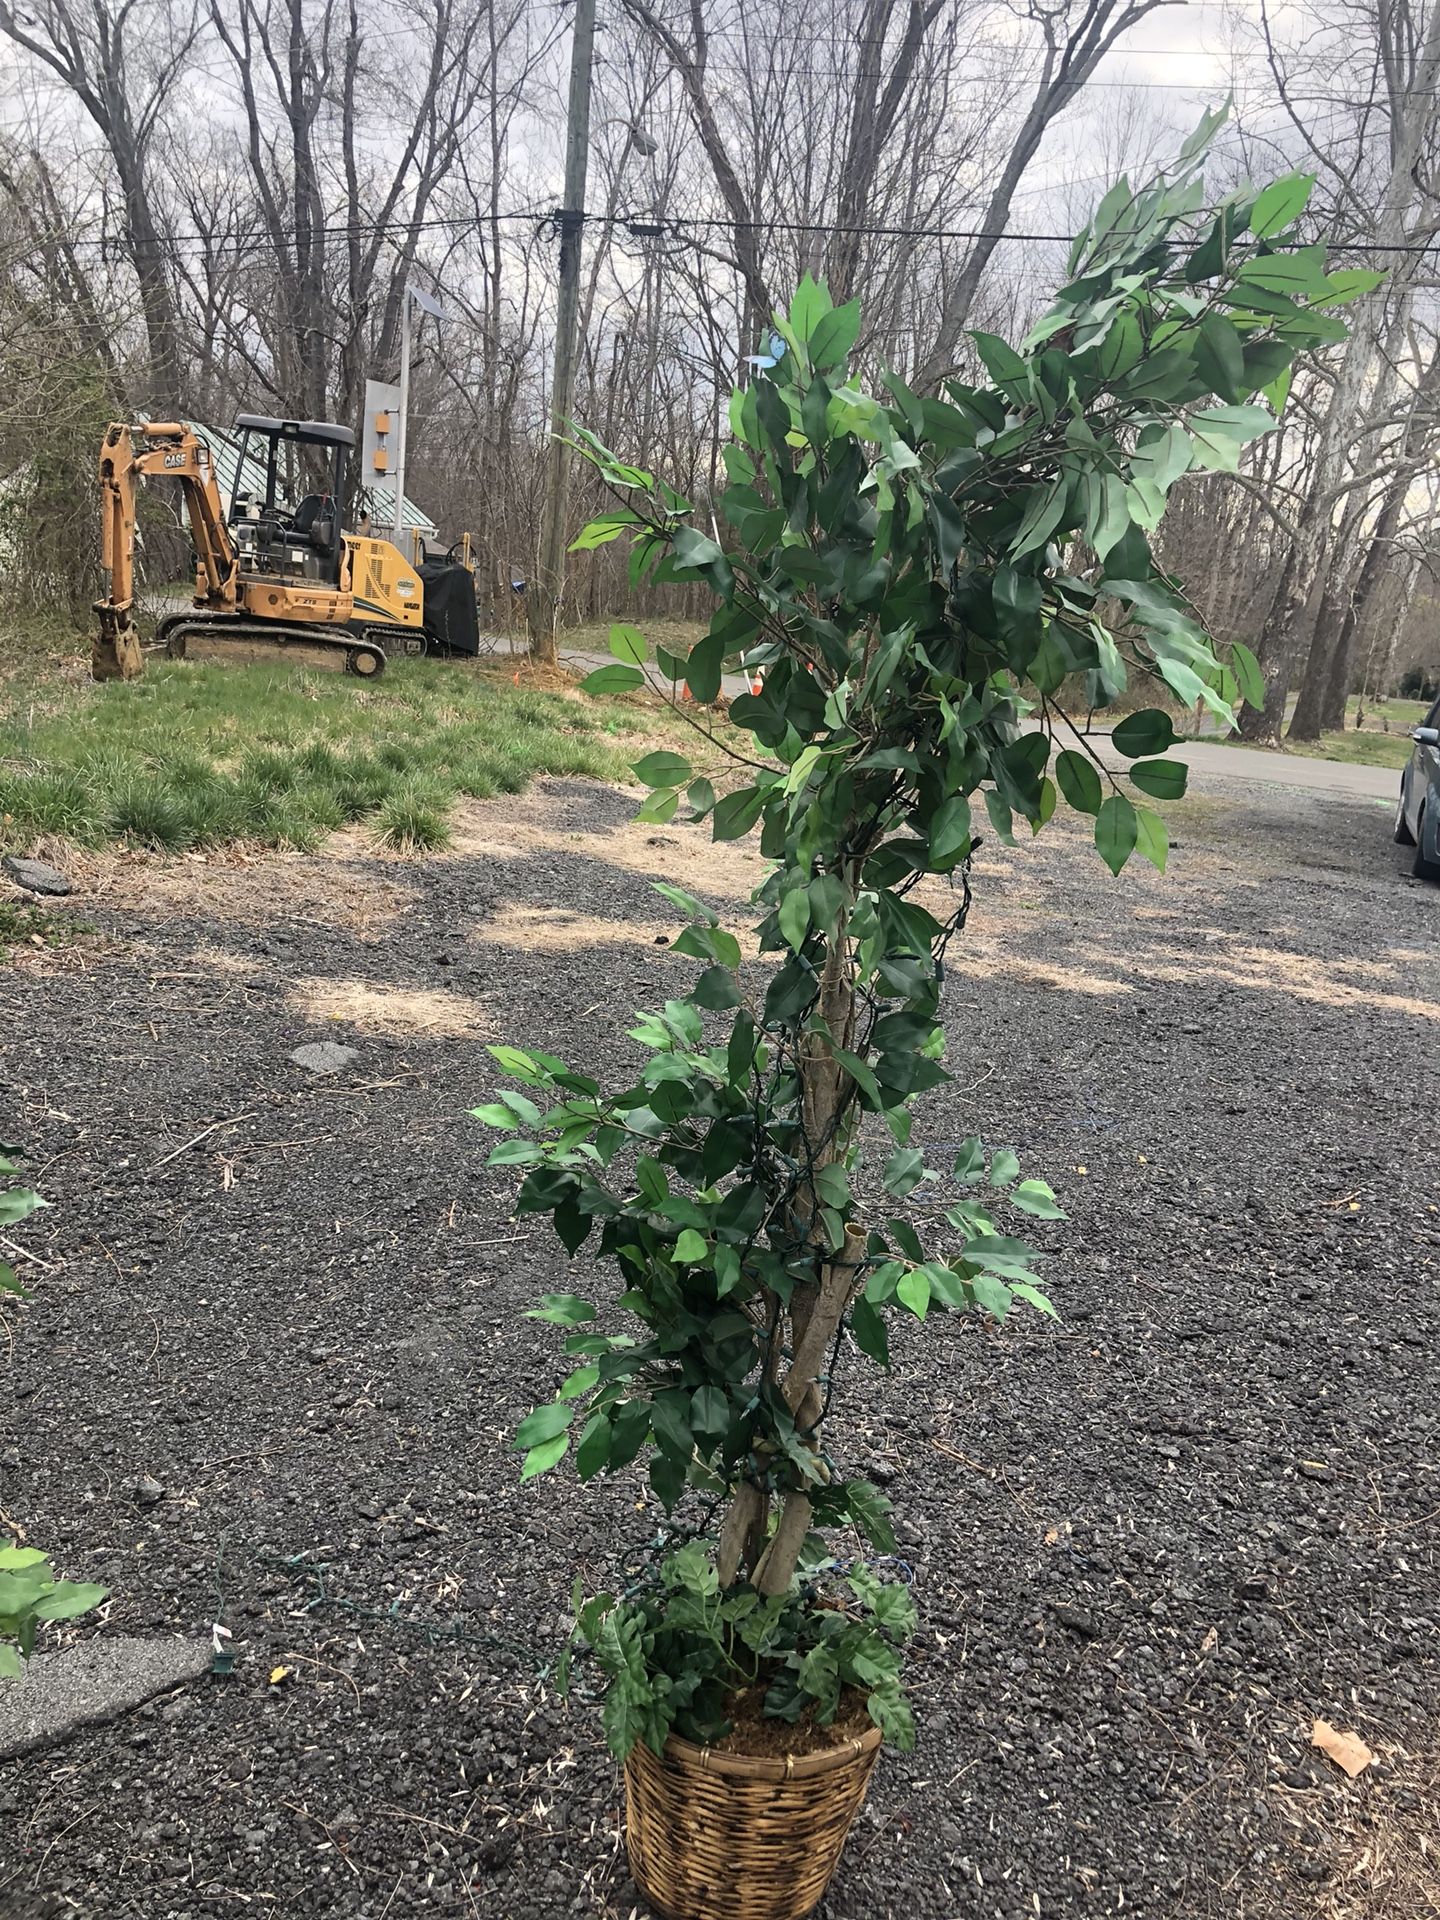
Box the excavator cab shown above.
[228,415,352,589]
[94,412,471,681]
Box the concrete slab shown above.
[0,1635,212,1760]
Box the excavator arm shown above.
[94,422,239,681]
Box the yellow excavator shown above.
[93,414,479,681]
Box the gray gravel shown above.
[0,773,1436,1920]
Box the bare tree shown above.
[911,0,1179,390]
[1238,0,1440,740]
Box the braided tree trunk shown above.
[717,893,867,1594]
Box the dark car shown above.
[1395,696,1440,881]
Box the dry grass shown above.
[1247,1725,1440,1919]
[443,795,767,897]
[468,903,669,953]
[55,842,414,936]
[290,976,492,1038]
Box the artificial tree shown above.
[477,121,1360,1770]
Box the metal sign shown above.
[410,282,446,322]
[360,377,402,483]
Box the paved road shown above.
[554,650,1402,803]
[1090,734,1400,803]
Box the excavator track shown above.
[156,611,389,677]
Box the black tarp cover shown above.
[419,560,481,656]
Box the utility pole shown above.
[389,281,446,558]
[528,0,597,666]
[393,285,413,551]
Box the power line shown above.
[25,200,1440,265]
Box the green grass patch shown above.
[373,779,455,853]
[1282,729,1414,771]
[0,899,94,960]
[1197,726,1414,772]
[0,655,661,855]
[1347,694,1429,733]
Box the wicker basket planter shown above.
[623,1723,883,1920]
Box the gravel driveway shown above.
[1,771,1436,1920]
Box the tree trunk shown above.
[1238,544,1302,740]
[716,899,864,1595]
[1319,473,1410,730]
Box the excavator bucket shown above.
[92,604,145,682]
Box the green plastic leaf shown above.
[634,751,693,789]
[970,1272,1014,1320]
[634,788,679,826]
[849,1296,890,1366]
[989,1148,1020,1187]
[1250,171,1314,239]
[488,1139,543,1166]
[714,1244,743,1297]
[833,1048,884,1111]
[1128,757,1188,799]
[580,664,644,696]
[1055,750,1102,816]
[1012,478,1066,558]
[527,1294,597,1325]
[1130,422,1192,494]
[521,1434,569,1481]
[1096,793,1139,875]
[896,1269,931,1319]
[674,1229,708,1264]
[685,633,724,703]
[1230,640,1265,709]
[788,274,832,341]
[971,330,1029,391]
[1189,403,1277,473]
[1010,1179,1066,1219]
[690,1384,728,1443]
[32,1581,108,1623]
[712,787,766,842]
[570,511,639,551]
[1192,313,1246,402]
[929,794,972,868]
[1088,472,1131,561]
[810,300,862,370]
[653,882,714,923]
[575,1411,612,1479]
[671,526,725,570]
[609,623,648,665]
[514,1403,574,1449]
[1010,1280,1058,1319]
[845,1481,897,1552]
[692,965,741,1010]
[778,889,811,953]
[883,1148,926,1199]
[953,1137,985,1183]
[558,1365,600,1400]
[470,1103,519,1129]
[1134,805,1169,873]
[1111,708,1177,757]
[1310,268,1386,309]
[983,789,1015,846]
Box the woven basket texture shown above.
[623,1723,883,1920]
